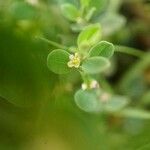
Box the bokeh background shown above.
[0,0,150,150]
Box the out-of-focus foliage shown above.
[0,0,150,150]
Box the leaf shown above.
[118,53,150,99]
[104,96,128,112]
[85,7,96,21]
[89,0,107,14]
[82,56,110,74]
[47,49,70,74]
[61,3,80,22]
[77,24,102,50]
[120,108,150,119]
[74,89,100,112]
[89,41,115,58]
[80,0,91,8]
[100,13,126,36]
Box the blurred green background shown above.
[0,0,150,150]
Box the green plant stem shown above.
[79,69,91,85]
[115,45,145,58]
[37,37,67,49]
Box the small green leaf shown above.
[47,49,70,74]
[80,0,91,8]
[104,96,128,112]
[89,0,107,14]
[100,13,126,36]
[74,89,100,112]
[120,108,150,119]
[82,56,110,74]
[89,41,115,58]
[77,24,102,50]
[61,3,80,22]
[85,7,96,21]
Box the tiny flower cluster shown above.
[81,80,99,90]
[67,53,81,68]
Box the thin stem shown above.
[79,69,91,84]
[37,36,67,49]
[115,45,145,58]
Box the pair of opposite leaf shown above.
[61,1,96,23]
[75,89,129,112]
[47,40,114,75]
[47,24,115,75]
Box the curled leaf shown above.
[77,24,102,51]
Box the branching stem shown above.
[37,37,67,49]
[115,45,145,58]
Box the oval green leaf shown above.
[80,0,91,8]
[74,89,99,112]
[100,13,126,36]
[61,3,80,22]
[104,96,128,112]
[82,56,110,74]
[77,24,102,50]
[47,49,70,74]
[89,41,115,58]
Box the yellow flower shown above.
[67,53,81,68]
